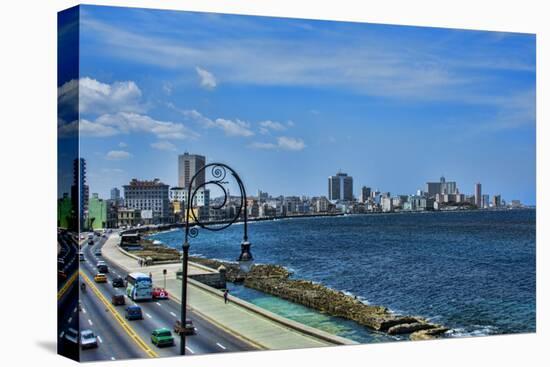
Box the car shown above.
[88,239,94,246]
[112,277,125,288]
[79,252,85,261]
[96,260,106,268]
[94,273,107,283]
[151,328,175,347]
[57,257,65,265]
[174,319,196,335]
[80,329,98,349]
[97,264,109,273]
[125,305,143,320]
[64,327,79,345]
[152,287,169,299]
[94,249,102,256]
[111,293,126,306]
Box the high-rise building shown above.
[492,194,502,208]
[475,183,482,208]
[482,194,490,209]
[178,153,206,189]
[110,187,121,201]
[123,178,170,223]
[425,176,457,198]
[360,186,371,203]
[71,158,89,230]
[328,172,353,202]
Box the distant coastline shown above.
[133,206,535,236]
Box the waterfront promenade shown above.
[101,232,356,350]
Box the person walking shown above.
[223,289,229,304]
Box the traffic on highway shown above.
[59,230,254,361]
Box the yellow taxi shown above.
[94,273,107,283]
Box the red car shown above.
[152,287,169,299]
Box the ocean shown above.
[149,209,536,343]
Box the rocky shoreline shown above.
[188,256,449,340]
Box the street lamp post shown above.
[179,163,254,356]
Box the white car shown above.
[80,329,98,349]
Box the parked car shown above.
[112,277,125,288]
[151,328,175,347]
[111,293,126,306]
[174,319,196,335]
[125,305,143,320]
[80,329,98,349]
[152,287,169,299]
[94,273,107,283]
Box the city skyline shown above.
[61,5,536,205]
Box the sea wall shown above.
[188,257,448,340]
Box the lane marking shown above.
[88,319,93,326]
[97,335,103,343]
[67,317,72,323]
[145,313,152,319]
[82,308,87,314]
[57,271,78,300]
[80,271,159,358]
[170,312,177,317]
[73,307,77,313]
[111,357,116,361]
[59,331,65,338]
[155,302,162,307]
[185,346,195,354]
[216,342,227,350]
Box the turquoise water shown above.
[227,283,400,343]
[151,209,536,340]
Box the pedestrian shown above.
[137,258,141,267]
[149,272,153,280]
[223,289,229,304]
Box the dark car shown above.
[97,264,109,273]
[111,293,126,306]
[112,277,125,288]
[125,305,143,320]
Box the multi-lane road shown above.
[74,232,254,361]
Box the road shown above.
[57,229,79,360]
[78,232,254,361]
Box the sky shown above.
[59,5,536,204]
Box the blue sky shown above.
[61,5,536,204]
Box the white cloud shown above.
[106,150,132,160]
[57,77,144,115]
[84,112,198,140]
[150,141,177,151]
[250,136,306,151]
[182,109,253,137]
[195,66,217,90]
[214,118,254,137]
[119,142,128,148]
[259,120,287,134]
[277,136,306,151]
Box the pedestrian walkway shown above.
[101,232,356,350]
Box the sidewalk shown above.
[101,232,356,350]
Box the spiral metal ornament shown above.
[183,163,249,244]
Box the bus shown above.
[126,272,153,301]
